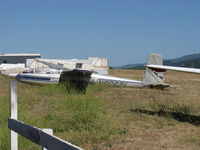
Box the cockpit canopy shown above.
[23,68,60,74]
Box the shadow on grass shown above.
[130,108,200,126]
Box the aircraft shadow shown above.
[130,108,200,126]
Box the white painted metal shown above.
[8,80,83,149]
[8,118,83,150]
[14,54,169,88]
[90,73,144,87]
[147,64,200,74]
[9,80,18,150]
[16,72,60,84]
[35,58,109,75]
[0,64,25,71]
[143,53,164,85]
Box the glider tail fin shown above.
[143,53,168,88]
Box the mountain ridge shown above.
[115,53,200,69]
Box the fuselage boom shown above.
[90,73,144,87]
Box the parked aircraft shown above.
[15,53,171,91]
[0,57,108,78]
[29,57,109,75]
[145,53,200,88]
[147,64,200,74]
[0,63,26,77]
[146,53,200,74]
[15,68,60,84]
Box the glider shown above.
[15,53,170,92]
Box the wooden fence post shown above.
[9,80,18,150]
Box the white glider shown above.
[15,53,171,91]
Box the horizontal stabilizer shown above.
[147,65,200,74]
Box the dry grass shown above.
[106,69,200,150]
[1,69,200,150]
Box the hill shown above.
[164,53,200,67]
[116,53,200,69]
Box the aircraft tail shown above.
[143,53,168,88]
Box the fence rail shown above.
[8,118,83,150]
[9,80,83,150]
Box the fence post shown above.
[42,129,53,150]
[9,80,18,150]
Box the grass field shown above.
[0,69,200,150]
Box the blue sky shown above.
[0,0,200,66]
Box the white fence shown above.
[9,80,83,150]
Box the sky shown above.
[0,0,200,66]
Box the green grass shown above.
[1,69,200,150]
[0,96,10,150]
[0,81,119,150]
